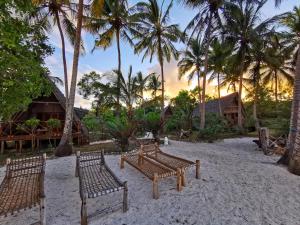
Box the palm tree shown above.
[84,0,139,115]
[178,38,204,120]
[55,0,84,156]
[208,38,233,116]
[147,74,161,99]
[136,71,153,104]
[223,0,278,129]
[182,0,224,129]
[134,0,181,122]
[32,0,78,100]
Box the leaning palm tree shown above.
[223,0,278,129]
[147,74,162,99]
[134,0,181,122]
[55,0,84,156]
[178,38,204,120]
[208,38,233,116]
[182,0,224,129]
[32,0,78,100]
[84,0,139,114]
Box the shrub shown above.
[143,111,162,142]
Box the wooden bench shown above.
[0,154,46,225]
[121,150,182,199]
[76,151,128,225]
[141,143,200,186]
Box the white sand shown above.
[1,138,300,225]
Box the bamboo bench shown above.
[121,150,182,199]
[76,150,128,225]
[141,143,200,186]
[0,154,46,225]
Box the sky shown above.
[45,0,297,109]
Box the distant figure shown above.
[164,137,169,145]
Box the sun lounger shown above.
[76,151,128,225]
[0,154,46,225]
[120,151,182,199]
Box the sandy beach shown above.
[1,138,299,225]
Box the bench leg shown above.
[40,197,46,225]
[153,173,159,199]
[81,199,88,225]
[181,170,186,187]
[177,168,182,192]
[196,160,200,179]
[123,181,128,212]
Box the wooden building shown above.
[0,78,89,153]
[193,92,246,126]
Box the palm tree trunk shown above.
[116,29,121,116]
[217,73,222,116]
[200,12,213,129]
[286,48,300,175]
[55,0,84,157]
[197,69,202,120]
[157,35,165,124]
[275,70,278,115]
[238,47,246,129]
[55,11,69,101]
[253,61,260,130]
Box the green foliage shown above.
[143,111,162,142]
[0,0,53,120]
[46,118,61,130]
[198,113,229,142]
[23,118,40,135]
[82,115,100,132]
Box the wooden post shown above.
[181,169,186,187]
[40,197,46,225]
[120,155,125,169]
[81,199,88,225]
[75,151,80,177]
[153,173,159,199]
[19,140,22,153]
[37,138,40,150]
[138,152,142,166]
[1,141,4,154]
[123,181,128,212]
[177,168,182,192]
[196,160,200,179]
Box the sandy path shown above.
[0,138,299,225]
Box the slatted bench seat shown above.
[76,151,128,225]
[141,143,200,186]
[120,151,182,199]
[0,154,46,225]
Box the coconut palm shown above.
[208,38,233,116]
[182,0,224,129]
[55,0,84,156]
[136,71,153,104]
[32,0,78,100]
[134,0,181,122]
[147,74,162,99]
[178,38,204,120]
[84,0,139,115]
[223,0,278,129]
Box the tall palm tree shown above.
[178,38,204,120]
[223,0,278,129]
[55,0,84,156]
[84,0,139,114]
[136,71,153,104]
[278,6,300,174]
[147,74,162,99]
[32,0,78,100]
[182,0,224,129]
[134,0,181,122]
[208,38,233,116]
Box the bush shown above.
[143,111,162,142]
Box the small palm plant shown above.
[46,118,61,148]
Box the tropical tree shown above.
[32,0,78,100]
[223,0,278,129]
[84,0,139,114]
[55,0,84,156]
[147,74,162,98]
[208,38,233,116]
[178,38,204,120]
[134,0,181,122]
[182,0,224,129]
[136,71,153,104]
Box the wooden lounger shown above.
[141,143,200,185]
[120,152,182,199]
[76,150,128,225]
[0,154,46,225]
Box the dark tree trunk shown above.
[217,73,222,116]
[55,0,84,157]
[116,28,121,116]
[275,70,278,116]
[197,69,202,120]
